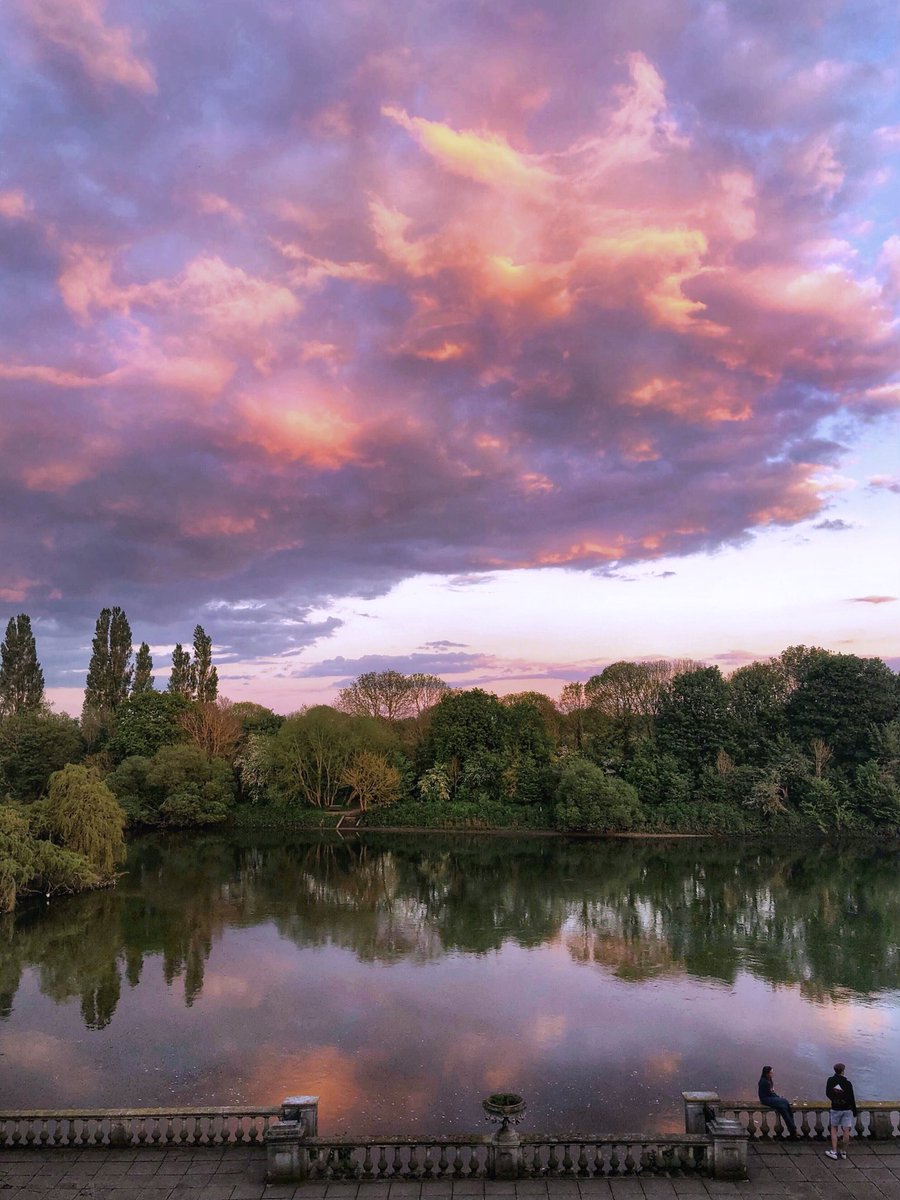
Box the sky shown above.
[0,0,898,715]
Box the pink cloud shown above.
[16,0,156,93]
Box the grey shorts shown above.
[831,1110,854,1129]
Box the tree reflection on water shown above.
[2,832,899,1031]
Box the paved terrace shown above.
[2,1141,900,1200]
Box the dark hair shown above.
[834,1063,845,1074]
[761,1065,773,1077]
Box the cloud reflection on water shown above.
[1,833,899,1130]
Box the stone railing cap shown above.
[282,1096,318,1106]
[682,1092,720,1102]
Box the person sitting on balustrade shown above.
[758,1065,800,1138]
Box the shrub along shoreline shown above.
[2,640,900,910]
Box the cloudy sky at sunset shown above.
[1,0,898,713]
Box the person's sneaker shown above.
[839,1152,847,1159]
[825,1150,839,1159]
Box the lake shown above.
[1,831,898,1133]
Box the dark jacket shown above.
[758,1075,786,1106]
[826,1074,857,1114]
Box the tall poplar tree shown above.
[132,643,155,694]
[168,644,193,697]
[0,614,45,716]
[83,607,133,719]
[190,625,218,702]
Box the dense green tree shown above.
[106,744,234,826]
[0,710,84,803]
[230,701,283,739]
[785,653,899,767]
[168,643,192,697]
[82,607,133,734]
[728,661,789,766]
[45,764,126,877]
[132,642,154,694]
[656,666,735,775]
[555,758,642,831]
[190,625,218,702]
[0,614,45,716]
[107,690,188,762]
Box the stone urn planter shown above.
[483,1093,527,1130]
[483,1094,527,1180]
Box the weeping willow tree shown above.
[45,765,126,878]
[0,807,36,913]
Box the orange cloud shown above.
[18,0,157,93]
[383,105,555,193]
[628,376,752,423]
[235,383,359,468]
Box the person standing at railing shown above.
[757,1066,799,1138]
[825,1063,857,1160]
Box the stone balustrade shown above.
[265,1097,744,1183]
[0,1107,280,1148]
[687,1094,900,1140]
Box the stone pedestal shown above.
[265,1095,319,1184]
[682,1091,720,1134]
[488,1125,523,1179]
[707,1117,748,1180]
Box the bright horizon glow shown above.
[2,0,899,713]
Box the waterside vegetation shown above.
[1,606,899,910]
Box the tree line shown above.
[1,607,899,911]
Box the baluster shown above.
[562,1143,574,1175]
[623,1143,636,1174]
[663,1144,678,1175]
[408,1143,419,1178]
[577,1143,589,1176]
[814,1110,826,1140]
[192,1115,202,1144]
[11,1118,22,1146]
[52,1119,63,1146]
[641,1144,655,1173]
[24,1117,35,1145]
[38,1118,49,1145]
[466,1143,479,1176]
[247,1116,258,1142]
[591,1143,604,1176]
[547,1143,559,1175]
[423,1143,435,1178]
[452,1144,464,1177]
[79,1119,91,1145]
[437,1143,448,1177]
[361,1144,373,1178]
[392,1145,403,1177]
[677,1144,691,1173]
[94,1119,105,1145]
[378,1146,389,1177]
[151,1116,161,1144]
[609,1144,620,1175]
[66,1119,78,1146]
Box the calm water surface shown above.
[1,832,899,1133]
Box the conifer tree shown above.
[168,644,193,697]
[132,643,154,694]
[0,614,45,716]
[83,607,133,720]
[191,625,218,702]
